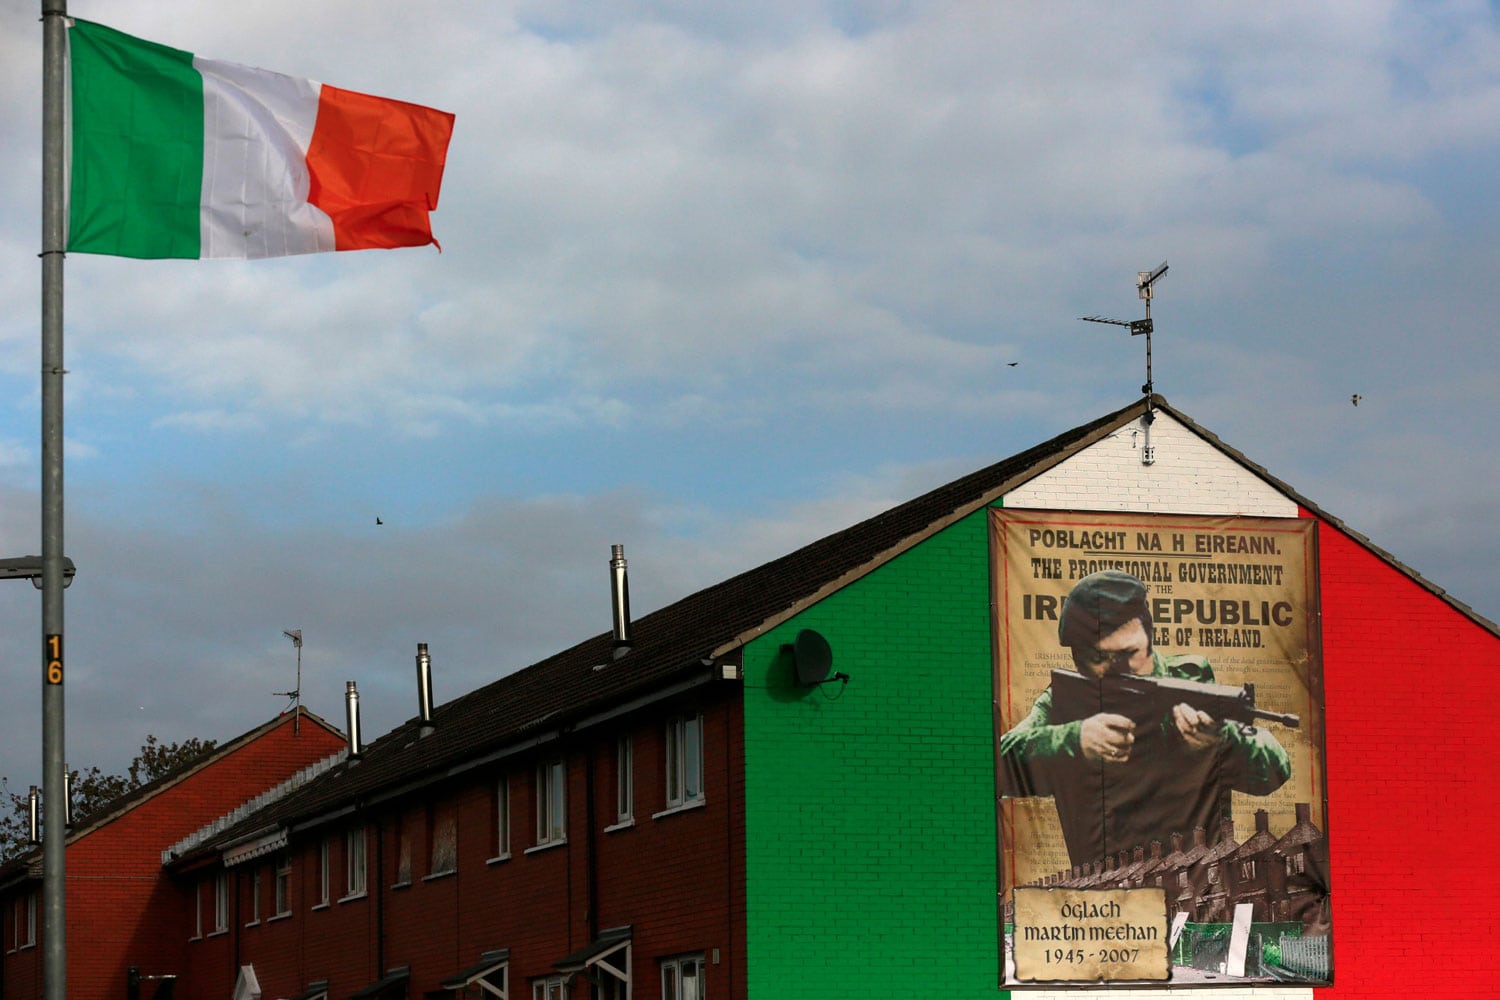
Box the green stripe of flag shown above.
[69,20,204,259]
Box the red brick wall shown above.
[1314,511,1500,997]
[218,691,743,1000]
[1,714,345,1000]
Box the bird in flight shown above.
[376,517,384,525]
[1351,394,1362,407]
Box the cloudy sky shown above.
[1,0,1497,784]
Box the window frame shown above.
[531,759,566,849]
[213,871,229,934]
[344,826,368,900]
[274,852,292,916]
[394,812,414,888]
[248,866,262,925]
[612,735,634,828]
[315,837,331,909]
[531,975,567,1000]
[661,953,705,1000]
[11,891,36,951]
[489,775,511,863]
[659,713,705,815]
[427,800,458,878]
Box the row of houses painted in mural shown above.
[1,397,1497,1000]
[1016,804,1329,929]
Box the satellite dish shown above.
[788,629,833,686]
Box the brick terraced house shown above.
[0,712,346,1000]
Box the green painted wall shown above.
[742,505,1006,997]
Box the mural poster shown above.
[992,509,1330,987]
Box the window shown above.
[492,776,511,861]
[249,867,262,924]
[214,872,229,933]
[532,976,567,1000]
[11,891,36,950]
[193,879,204,939]
[535,760,566,847]
[661,954,704,1000]
[345,827,368,898]
[395,814,414,886]
[1240,860,1257,881]
[274,853,291,915]
[429,802,458,876]
[1288,852,1306,876]
[614,736,633,826]
[664,714,704,810]
[316,838,331,907]
[1207,864,1220,885]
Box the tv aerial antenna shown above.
[275,629,303,733]
[1081,261,1168,465]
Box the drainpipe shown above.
[584,743,598,944]
[375,814,385,981]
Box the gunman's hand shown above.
[1171,703,1223,753]
[1080,714,1135,763]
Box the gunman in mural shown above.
[999,569,1293,867]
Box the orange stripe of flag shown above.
[306,85,455,250]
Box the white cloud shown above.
[0,0,1496,787]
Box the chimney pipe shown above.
[27,785,39,845]
[415,642,435,737]
[345,680,362,758]
[610,544,632,658]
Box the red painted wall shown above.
[1315,512,1500,997]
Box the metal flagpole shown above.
[39,4,69,1000]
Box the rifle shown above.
[1048,668,1300,739]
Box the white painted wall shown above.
[1005,411,1297,518]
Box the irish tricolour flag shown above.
[67,19,455,259]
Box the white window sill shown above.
[207,929,229,939]
[486,853,511,866]
[244,920,260,929]
[310,902,330,912]
[652,797,706,821]
[338,891,368,904]
[390,880,412,891]
[524,839,567,856]
[422,869,457,883]
[268,912,292,923]
[604,817,635,833]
